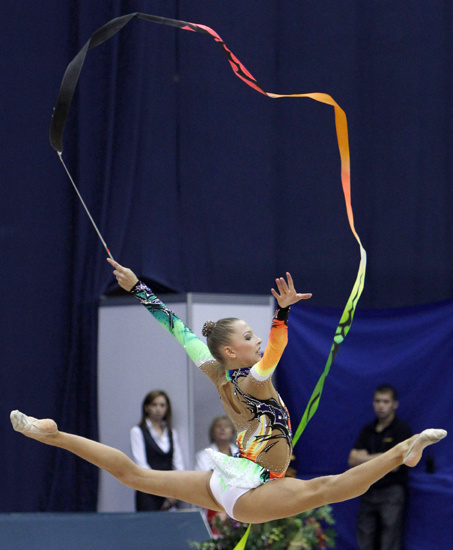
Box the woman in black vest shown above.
[130,390,185,511]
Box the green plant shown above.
[191,505,336,550]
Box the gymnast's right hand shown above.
[107,258,139,292]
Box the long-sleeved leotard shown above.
[131,282,292,477]
[227,309,292,477]
[131,281,214,367]
[248,310,289,382]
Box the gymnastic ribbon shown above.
[49,13,366,549]
[235,524,252,550]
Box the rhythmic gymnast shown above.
[10,259,447,524]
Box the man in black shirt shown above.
[348,385,413,550]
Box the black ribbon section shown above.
[49,13,213,152]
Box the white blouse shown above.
[194,442,239,471]
[130,418,185,471]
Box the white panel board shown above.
[97,297,188,512]
[97,293,273,511]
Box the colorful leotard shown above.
[227,310,292,478]
[249,313,289,382]
[131,282,292,477]
[229,366,292,477]
[131,281,214,367]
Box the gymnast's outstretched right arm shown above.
[107,258,214,369]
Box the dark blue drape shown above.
[1,0,452,520]
[277,299,453,549]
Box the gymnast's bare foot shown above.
[403,429,447,467]
[10,410,58,438]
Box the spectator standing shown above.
[348,385,413,550]
[130,389,185,511]
[195,415,238,471]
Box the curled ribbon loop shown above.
[50,8,366,467]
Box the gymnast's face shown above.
[224,320,262,367]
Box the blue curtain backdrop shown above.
[276,299,453,549]
[0,0,452,543]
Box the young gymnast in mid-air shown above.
[10,259,447,524]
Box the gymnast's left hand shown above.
[107,258,139,292]
[271,272,312,308]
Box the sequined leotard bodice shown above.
[225,366,292,477]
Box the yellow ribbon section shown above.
[235,524,252,550]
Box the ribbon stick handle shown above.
[58,153,114,260]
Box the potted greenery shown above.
[192,504,336,549]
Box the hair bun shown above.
[202,320,216,338]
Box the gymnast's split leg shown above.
[10,410,446,524]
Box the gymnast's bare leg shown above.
[11,411,445,524]
[233,429,446,523]
[10,411,223,512]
